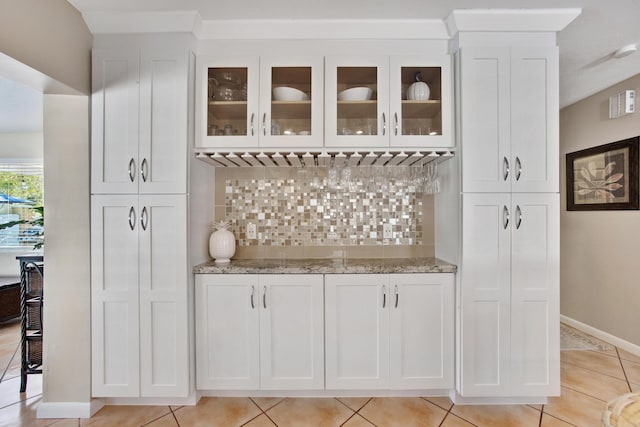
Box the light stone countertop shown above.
[193,257,457,274]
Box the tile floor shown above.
[0,321,639,426]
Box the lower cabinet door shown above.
[259,275,324,390]
[325,274,390,389]
[389,273,454,390]
[138,195,189,397]
[196,275,260,389]
[91,195,141,397]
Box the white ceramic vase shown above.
[209,221,236,264]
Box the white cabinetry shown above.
[196,274,324,390]
[196,56,324,149]
[325,273,454,390]
[460,193,559,397]
[459,46,558,193]
[325,55,452,148]
[91,194,188,397]
[92,46,188,194]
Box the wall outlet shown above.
[383,224,393,239]
[246,223,257,239]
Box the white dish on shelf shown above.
[338,87,373,101]
[272,86,310,101]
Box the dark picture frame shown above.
[566,136,639,211]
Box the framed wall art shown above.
[566,136,639,211]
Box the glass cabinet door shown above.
[260,57,324,148]
[325,57,389,148]
[197,57,259,148]
[389,56,452,148]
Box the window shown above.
[0,163,43,249]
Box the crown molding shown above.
[446,8,582,35]
[81,10,200,34]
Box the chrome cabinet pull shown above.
[503,157,509,181]
[263,285,267,309]
[382,285,387,308]
[382,113,386,136]
[394,285,399,308]
[250,113,255,136]
[515,157,522,181]
[128,158,136,182]
[141,158,148,182]
[128,207,136,231]
[503,205,510,229]
[250,285,255,309]
[262,113,267,136]
[516,205,522,229]
[140,206,148,231]
[393,112,398,136]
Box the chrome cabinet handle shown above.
[250,285,255,309]
[503,205,510,229]
[140,206,148,231]
[515,157,522,181]
[262,113,267,136]
[250,113,255,136]
[263,285,267,309]
[382,285,386,308]
[394,285,399,308]
[141,158,148,182]
[393,113,398,136]
[503,157,509,181]
[128,158,136,182]
[128,207,136,231]
[516,205,522,229]
[382,113,386,136]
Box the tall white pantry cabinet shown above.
[449,34,561,399]
[90,36,191,398]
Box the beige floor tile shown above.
[561,362,631,401]
[81,405,171,427]
[540,413,575,427]
[341,414,376,427]
[143,413,178,426]
[543,386,607,427]
[358,397,447,427]
[423,396,453,411]
[242,414,276,427]
[618,348,640,364]
[0,323,20,347]
[250,397,284,411]
[0,396,72,427]
[591,346,620,358]
[173,397,261,427]
[0,374,42,408]
[440,413,475,427]
[561,350,626,379]
[266,398,353,427]
[622,359,640,384]
[630,382,640,392]
[336,397,371,412]
[451,404,540,427]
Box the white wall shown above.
[560,73,640,346]
[0,132,43,160]
[42,94,91,405]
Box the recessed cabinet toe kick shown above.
[194,261,455,398]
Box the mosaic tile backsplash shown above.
[221,168,425,247]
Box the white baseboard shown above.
[450,391,547,406]
[36,400,103,419]
[561,314,640,356]
[97,392,198,407]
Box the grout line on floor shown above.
[561,358,629,382]
[542,412,580,427]
[262,408,279,427]
[169,405,181,427]
[140,407,174,426]
[615,346,635,393]
[240,411,267,427]
[0,342,18,383]
[559,383,608,405]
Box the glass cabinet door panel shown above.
[389,55,452,148]
[325,56,389,148]
[260,56,323,148]
[207,67,248,137]
[197,56,259,148]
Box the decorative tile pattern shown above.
[224,170,423,247]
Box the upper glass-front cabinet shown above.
[325,56,389,148]
[196,56,323,149]
[325,55,452,148]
